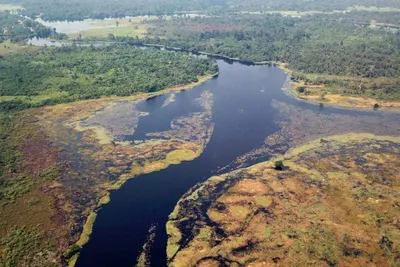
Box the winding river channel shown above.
[69,57,398,266]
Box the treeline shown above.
[225,0,400,13]
[0,11,65,43]
[138,12,400,100]
[144,13,400,75]
[345,10,400,25]
[1,0,400,21]
[0,45,218,110]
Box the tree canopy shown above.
[0,45,218,110]
[0,0,400,21]
[128,12,400,100]
[0,11,64,43]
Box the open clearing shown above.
[0,3,23,11]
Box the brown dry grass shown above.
[168,134,400,267]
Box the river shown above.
[73,56,398,266]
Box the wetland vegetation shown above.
[0,0,399,266]
[0,16,218,265]
[0,83,216,266]
[168,134,400,266]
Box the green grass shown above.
[76,211,97,246]
[254,196,273,208]
[166,149,196,164]
[0,91,69,105]
[69,23,148,39]
[265,227,272,239]
[0,40,40,56]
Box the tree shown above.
[274,160,283,170]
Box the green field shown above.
[0,3,23,11]
[69,25,148,38]
[69,18,150,39]
[0,40,40,56]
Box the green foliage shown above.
[274,160,283,170]
[0,174,32,206]
[0,112,19,174]
[141,12,400,100]
[38,165,60,181]
[145,13,400,76]
[0,227,41,267]
[1,0,400,21]
[0,112,32,207]
[0,45,218,110]
[0,11,65,43]
[63,244,81,259]
[374,103,380,109]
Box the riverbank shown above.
[0,68,217,267]
[28,35,400,112]
[72,58,400,267]
[44,72,217,266]
[57,35,400,112]
[54,73,218,267]
[278,63,400,111]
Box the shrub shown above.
[63,244,81,259]
[275,160,283,170]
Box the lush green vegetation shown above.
[0,45,218,110]
[129,12,400,100]
[0,227,47,267]
[143,13,400,76]
[0,112,19,186]
[1,0,400,21]
[0,11,65,43]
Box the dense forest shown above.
[1,0,400,21]
[0,45,218,110]
[124,12,400,100]
[0,11,65,43]
[142,12,400,76]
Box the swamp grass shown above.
[167,133,400,266]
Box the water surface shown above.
[76,59,398,266]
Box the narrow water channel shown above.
[75,59,396,267]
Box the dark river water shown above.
[75,59,394,267]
